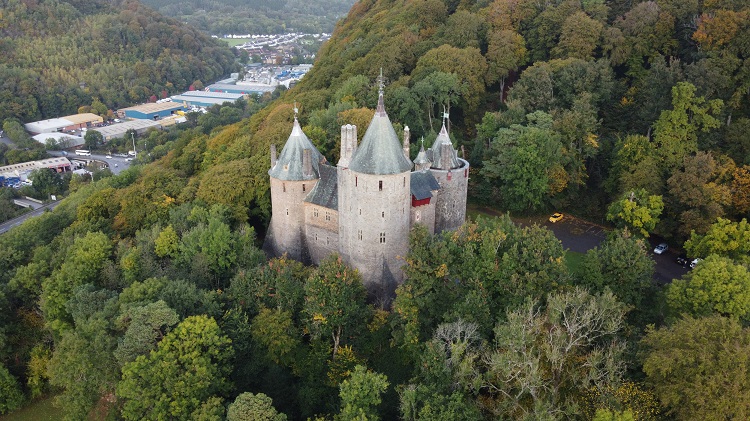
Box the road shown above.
[48,151,134,175]
[0,132,15,149]
[0,200,62,235]
[471,207,689,284]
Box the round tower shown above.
[338,84,412,294]
[265,115,324,263]
[428,121,469,233]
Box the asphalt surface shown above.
[48,151,133,175]
[472,207,689,284]
[0,200,62,235]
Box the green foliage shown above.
[337,365,389,421]
[117,315,233,421]
[685,217,750,265]
[227,392,287,421]
[666,255,750,321]
[0,364,24,415]
[606,189,664,237]
[114,300,179,366]
[641,315,750,420]
[593,409,636,421]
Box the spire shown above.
[348,70,412,175]
[376,68,386,116]
[428,120,460,170]
[413,137,431,172]
[268,112,325,181]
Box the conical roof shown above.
[428,122,460,170]
[268,118,324,180]
[413,143,431,168]
[349,92,412,175]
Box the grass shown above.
[218,38,251,47]
[565,250,587,276]
[0,396,58,421]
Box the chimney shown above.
[302,149,313,178]
[440,143,452,170]
[337,124,357,167]
[270,144,277,168]
[403,125,410,160]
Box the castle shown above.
[264,87,469,296]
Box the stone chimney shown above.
[337,124,357,167]
[302,149,313,178]
[403,125,410,160]
[270,144,277,168]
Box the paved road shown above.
[48,151,133,175]
[0,201,62,235]
[13,198,44,210]
[0,133,16,149]
[472,207,689,284]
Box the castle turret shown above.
[427,120,469,233]
[413,140,431,172]
[265,114,324,262]
[338,79,412,295]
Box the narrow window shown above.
[314,208,319,217]
[285,208,289,215]
[379,180,383,191]
[282,183,286,192]
[358,230,363,241]
[403,177,406,187]
[302,183,306,192]
[381,211,385,218]
[355,176,358,187]
[325,211,331,221]
[359,208,361,215]
[379,232,386,244]
[315,234,318,241]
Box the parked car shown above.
[676,254,690,267]
[549,212,564,223]
[653,243,668,254]
[105,155,112,159]
[690,258,702,269]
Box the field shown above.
[218,38,251,47]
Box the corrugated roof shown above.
[349,93,412,175]
[410,170,440,201]
[268,119,325,181]
[428,122,460,170]
[304,164,338,209]
[119,102,186,114]
[65,113,102,125]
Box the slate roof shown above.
[304,164,338,209]
[349,93,412,175]
[410,170,440,201]
[269,118,324,181]
[428,122,460,170]
[414,144,431,166]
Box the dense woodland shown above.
[139,0,357,35]
[1,0,750,419]
[0,0,238,122]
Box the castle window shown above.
[403,177,406,187]
[359,208,361,215]
[283,164,289,171]
[283,183,286,192]
[285,208,288,215]
[325,211,331,221]
[302,183,306,192]
[382,211,385,218]
[314,208,319,217]
[355,176,358,187]
[379,232,386,243]
[379,180,383,191]
[416,211,421,221]
[327,237,330,245]
[315,234,318,241]
[358,230,363,240]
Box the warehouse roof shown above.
[119,102,186,114]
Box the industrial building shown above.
[206,83,276,96]
[171,90,247,108]
[89,120,163,141]
[0,157,73,187]
[118,102,188,120]
[32,132,85,149]
[24,113,103,135]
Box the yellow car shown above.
[549,212,564,223]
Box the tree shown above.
[114,300,179,366]
[227,392,287,421]
[666,255,750,321]
[641,315,750,420]
[480,111,564,212]
[117,315,233,421]
[338,365,389,421]
[154,224,179,258]
[652,82,723,171]
[685,218,750,265]
[28,168,63,200]
[478,288,627,418]
[580,230,655,309]
[0,364,23,415]
[485,29,527,98]
[606,189,664,237]
[84,129,104,150]
[553,11,604,60]
[303,255,370,359]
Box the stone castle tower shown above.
[265,83,469,296]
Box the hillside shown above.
[0,0,238,122]
[138,0,356,35]
[1,0,750,419]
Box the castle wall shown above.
[267,177,318,262]
[431,159,470,233]
[304,203,339,264]
[338,171,411,290]
[410,199,436,235]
